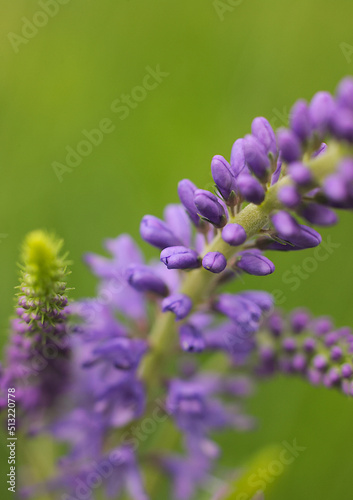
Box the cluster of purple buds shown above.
[253,309,353,396]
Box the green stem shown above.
[139,141,347,384]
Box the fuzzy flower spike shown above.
[0,230,71,424]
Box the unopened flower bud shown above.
[162,293,192,320]
[202,252,227,273]
[243,134,270,179]
[236,251,275,276]
[140,215,182,249]
[236,173,265,205]
[251,117,277,156]
[194,189,227,227]
[222,223,247,246]
[277,128,301,163]
[126,264,169,296]
[160,246,201,270]
[290,99,312,142]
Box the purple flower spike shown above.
[336,76,353,110]
[162,293,193,321]
[237,251,275,276]
[230,138,248,177]
[290,99,312,142]
[301,203,338,226]
[160,246,201,270]
[237,173,265,205]
[202,252,227,274]
[271,210,300,239]
[277,128,302,163]
[179,324,205,353]
[140,215,182,249]
[126,264,169,297]
[243,134,270,179]
[178,179,200,226]
[211,155,236,201]
[277,185,301,208]
[288,162,312,186]
[222,223,247,246]
[194,189,227,227]
[309,91,335,135]
[251,117,277,156]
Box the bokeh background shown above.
[1,0,353,498]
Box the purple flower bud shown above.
[300,203,338,226]
[251,117,277,156]
[313,354,328,371]
[177,179,200,226]
[237,173,265,205]
[140,215,182,249]
[324,367,341,387]
[282,338,297,353]
[290,99,312,142]
[336,77,353,110]
[243,134,270,179]
[288,162,312,186]
[160,246,201,270]
[277,128,302,163]
[277,185,301,208]
[323,173,348,203]
[330,346,343,362]
[271,210,301,239]
[311,317,332,335]
[211,155,236,200]
[268,311,284,336]
[162,293,193,320]
[331,107,353,142]
[194,189,227,227]
[290,309,310,333]
[303,337,316,352]
[339,158,353,181]
[308,368,322,385]
[179,324,205,353]
[259,224,321,251]
[230,138,248,177]
[221,223,247,246]
[341,363,353,378]
[292,353,307,372]
[312,142,327,158]
[126,264,169,296]
[288,225,322,249]
[237,251,275,276]
[309,91,335,135]
[202,252,227,273]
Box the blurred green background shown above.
[1,0,353,498]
